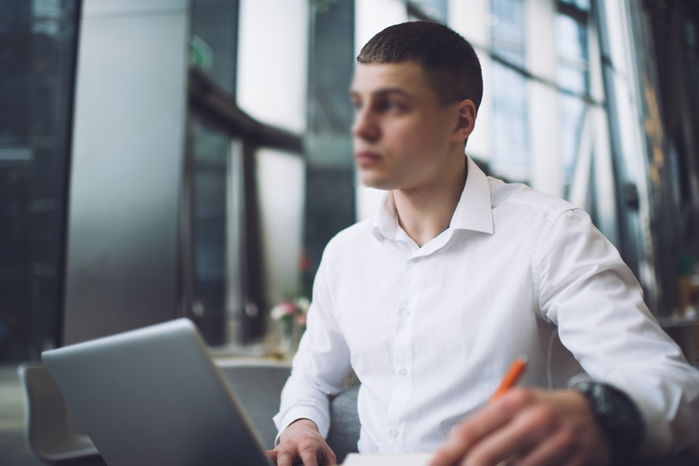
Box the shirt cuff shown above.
[273,405,331,446]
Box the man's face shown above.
[350,62,460,191]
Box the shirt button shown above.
[397,368,407,377]
[398,308,410,318]
[389,429,399,439]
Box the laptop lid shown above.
[42,318,272,466]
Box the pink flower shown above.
[271,297,310,322]
[271,301,296,320]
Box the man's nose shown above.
[351,108,379,142]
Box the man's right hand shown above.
[267,418,337,466]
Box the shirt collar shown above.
[371,156,494,242]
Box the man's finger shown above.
[464,404,558,466]
[322,447,338,466]
[518,427,577,466]
[276,451,294,466]
[266,449,278,463]
[430,388,534,466]
[299,446,319,466]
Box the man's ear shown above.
[452,99,477,142]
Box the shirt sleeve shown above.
[533,208,699,456]
[272,245,352,442]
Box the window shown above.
[555,0,591,198]
[490,0,530,181]
[185,0,307,348]
[407,0,448,22]
[0,1,79,362]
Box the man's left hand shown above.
[430,388,611,466]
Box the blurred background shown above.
[1,0,698,366]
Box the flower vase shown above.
[279,318,294,355]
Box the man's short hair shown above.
[357,21,483,109]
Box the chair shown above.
[217,360,360,463]
[326,384,361,463]
[17,363,101,465]
[217,360,292,449]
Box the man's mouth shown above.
[355,150,382,166]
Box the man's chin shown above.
[359,176,394,191]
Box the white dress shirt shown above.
[273,156,699,456]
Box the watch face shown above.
[591,383,614,416]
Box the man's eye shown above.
[377,100,405,112]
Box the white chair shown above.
[17,363,101,464]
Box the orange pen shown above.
[491,357,528,401]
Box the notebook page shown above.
[342,453,433,466]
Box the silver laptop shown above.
[42,318,273,466]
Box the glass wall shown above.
[187,117,242,345]
[353,0,699,325]
[189,0,239,96]
[0,1,79,362]
[185,0,311,348]
[489,0,530,181]
[4,0,697,358]
[186,0,246,346]
[555,0,591,198]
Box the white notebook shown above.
[342,453,433,466]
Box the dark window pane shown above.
[0,0,79,361]
[190,117,232,345]
[190,0,239,96]
[558,0,590,12]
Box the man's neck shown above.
[392,156,468,247]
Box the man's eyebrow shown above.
[349,87,415,100]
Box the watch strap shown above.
[571,380,645,463]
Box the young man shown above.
[270,21,699,466]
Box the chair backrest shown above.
[217,361,292,449]
[217,361,360,463]
[327,384,361,463]
[17,363,99,463]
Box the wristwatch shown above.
[571,380,645,463]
